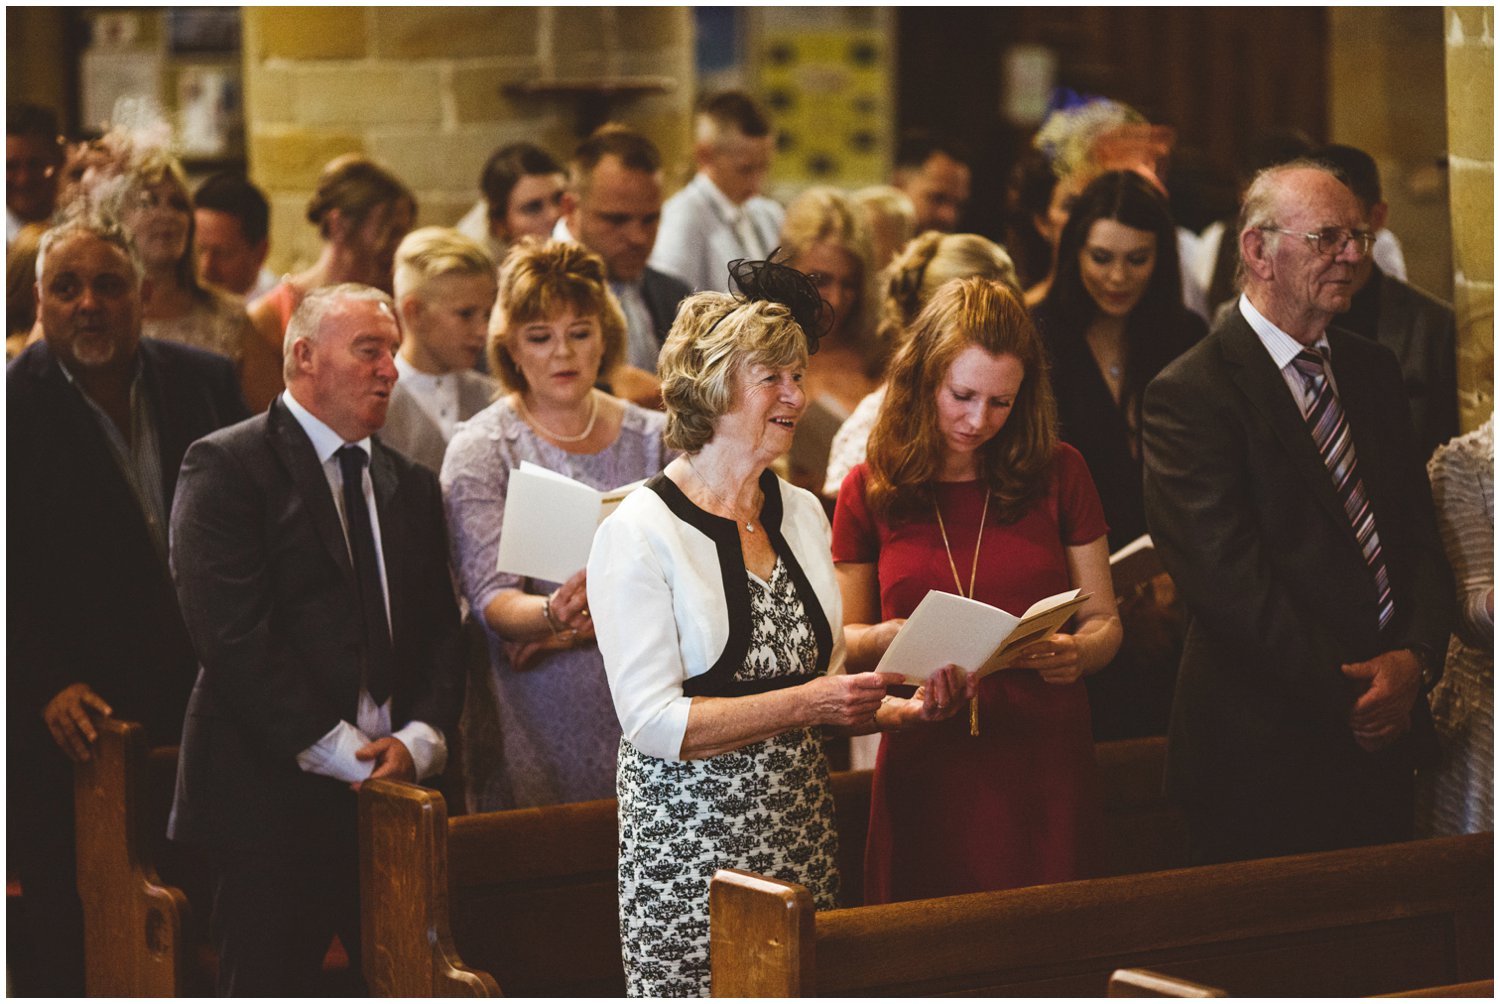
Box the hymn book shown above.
[874,588,1091,685]
[495,462,642,583]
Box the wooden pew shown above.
[708,833,1492,997]
[359,736,1186,996]
[73,718,195,995]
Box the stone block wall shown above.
[1445,7,1494,431]
[242,6,695,276]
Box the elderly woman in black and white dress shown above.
[588,261,972,997]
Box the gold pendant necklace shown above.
[935,487,990,736]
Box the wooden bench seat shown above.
[359,736,1187,996]
[708,833,1493,997]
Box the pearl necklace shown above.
[516,390,598,444]
[687,455,759,533]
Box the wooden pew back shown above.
[360,736,1185,996]
[709,834,1493,997]
[73,718,191,996]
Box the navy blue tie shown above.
[337,446,394,705]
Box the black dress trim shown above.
[646,469,832,698]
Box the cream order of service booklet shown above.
[494,462,642,583]
[874,588,1091,685]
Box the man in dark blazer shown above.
[167,283,464,995]
[557,123,691,405]
[7,211,247,995]
[1142,163,1454,865]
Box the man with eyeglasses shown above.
[1140,161,1453,865]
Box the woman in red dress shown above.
[832,276,1122,904]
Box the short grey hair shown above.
[35,207,145,284]
[282,282,395,381]
[1234,158,1343,287]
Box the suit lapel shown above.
[266,398,356,581]
[369,440,405,646]
[1217,314,1356,536]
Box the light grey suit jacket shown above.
[380,369,498,473]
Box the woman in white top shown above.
[588,259,971,997]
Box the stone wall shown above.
[1328,7,1453,304]
[242,6,695,275]
[1444,6,1494,432]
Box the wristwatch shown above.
[1408,644,1443,693]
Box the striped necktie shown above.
[1291,349,1394,630]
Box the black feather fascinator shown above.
[722,251,833,354]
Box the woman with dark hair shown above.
[479,143,567,252]
[833,276,1121,904]
[1033,169,1205,741]
[1034,169,1205,551]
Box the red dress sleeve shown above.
[1053,443,1110,546]
[830,463,880,563]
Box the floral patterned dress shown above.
[615,558,839,997]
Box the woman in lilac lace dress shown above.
[442,239,671,810]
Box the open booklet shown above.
[494,461,644,583]
[874,588,1091,686]
[1108,533,1163,595]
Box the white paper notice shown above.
[494,462,641,583]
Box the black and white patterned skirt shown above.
[616,560,840,997]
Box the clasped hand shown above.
[805,665,975,730]
[1342,649,1421,752]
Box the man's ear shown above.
[560,190,580,225]
[692,139,715,171]
[1239,227,1274,281]
[290,335,316,375]
[250,239,270,271]
[323,207,350,244]
[1368,201,1389,233]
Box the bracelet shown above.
[542,593,565,635]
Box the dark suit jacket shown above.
[1141,309,1453,843]
[1339,268,1459,458]
[167,398,464,852]
[642,266,693,347]
[1214,269,1459,460]
[7,339,247,751]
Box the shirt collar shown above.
[694,172,743,222]
[394,353,447,389]
[282,389,370,464]
[1239,293,1330,371]
[552,217,573,243]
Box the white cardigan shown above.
[588,470,846,760]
